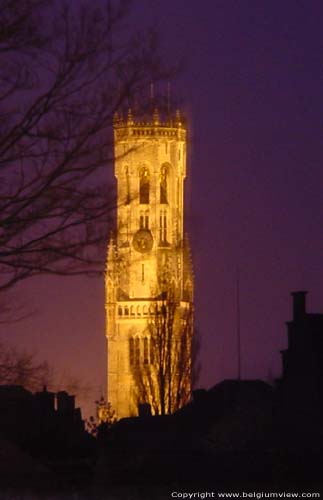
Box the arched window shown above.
[160,165,168,204]
[139,167,150,204]
[118,306,123,316]
[124,306,129,316]
[135,337,140,364]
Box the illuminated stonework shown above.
[105,109,193,419]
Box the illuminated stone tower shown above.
[105,108,193,419]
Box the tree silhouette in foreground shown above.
[132,288,195,415]
[86,397,117,436]
[0,341,52,391]
[0,0,171,292]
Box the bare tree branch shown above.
[131,286,195,415]
[0,0,173,292]
[0,341,53,390]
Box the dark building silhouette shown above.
[96,379,274,487]
[179,380,274,450]
[57,390,77,416]
[0,385,92,460]
[277,291,323,441]
[96,291,323,489]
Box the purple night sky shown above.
[3,0,323,417]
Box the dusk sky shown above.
[3,0,323,417]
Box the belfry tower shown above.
[105,108,193,419]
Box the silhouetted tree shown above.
[86,397,116,436]
[132,288,194,415]
[0,0,170,292]
[0,341,52,390]
[96,397,117,425]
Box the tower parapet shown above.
[113,109,186,142]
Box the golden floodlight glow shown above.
[105,109,193,418]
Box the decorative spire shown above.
[175,109,182,127]
[113,112,120,125]
[127,108,134,126]
[153,108,160,126]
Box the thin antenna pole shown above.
[236,267,241,380]
[150,82,154,104]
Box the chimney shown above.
[291,291,308,320]
[56,391,75,416]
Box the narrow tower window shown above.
[159,213,162,241]
[139,167,150,204]
[160,165,168,204]
[159,210,167,243]
[125,166,130,204]
[140,210,149,229]
[135,337,140,364]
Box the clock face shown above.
[132,229,153,253]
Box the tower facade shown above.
[105,109,193,419]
